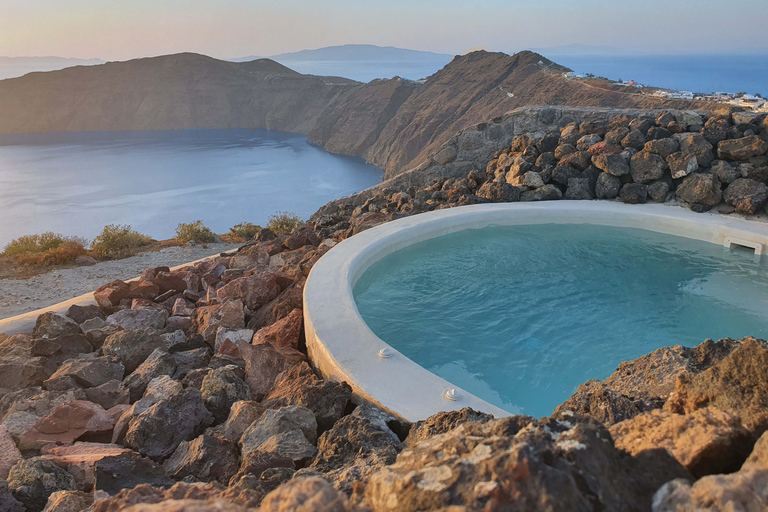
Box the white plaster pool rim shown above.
[302,201,768,422]
[0,249,238,336]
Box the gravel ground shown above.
[0,243,239,320]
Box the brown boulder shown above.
[260,477,347,512]
[42,490,93,512]
[252,309,303,350]
[195,300,245,345]
[717,135,768,161]
[230,245,270,270]
[19,400,116,450]
[217,272,283,311]
[665,337,768,436]
[363,413,690,512]
[248,280,305,331]
[237,341,305,400]
[676,173,722,206]
[40,442,132,491]
[723,178,768,214]
[263,362,352,432]
[610,408,753,477]
[94,280,133,312]
[163,433,239,484]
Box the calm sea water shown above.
[354,224,768,417]
[0,129,382,248]
[272,58,453,83]
[551,54,768,96]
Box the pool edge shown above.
[303,201,768,423]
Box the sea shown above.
[548,54,768,97]
[275,54,768,97]
[0,129,382,249]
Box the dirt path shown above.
[0,243,239,320]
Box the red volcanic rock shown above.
[252,309,303,350]
[236,340,306,400]
[283,228,320,251]
[610,407,753,477]
[216,271,283,311]
[19,401,116,450]
[94,280,133,312]
[195,300,245,345]
[41,442,132,491]
[152,271,187,295]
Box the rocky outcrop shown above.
[364,413,691,512]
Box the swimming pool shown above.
[303,202,768,421]
[353,223,768,417]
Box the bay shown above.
[0,129,382,248]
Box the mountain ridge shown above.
[0,50,707,179]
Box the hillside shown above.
[0,50,707,178]
[0,53,357,135]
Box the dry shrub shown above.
[3,232,88,256]
[14,241,87,267]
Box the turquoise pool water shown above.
[353,224,768,417]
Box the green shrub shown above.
[91,224,152,258]
[267,211,302,235]
[230,222,261,241]
[3,232,87,256]
[175,220,216,244]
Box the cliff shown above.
[0,50,708,179]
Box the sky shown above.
[1,0,767,60]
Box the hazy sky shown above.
[2,0,767,60]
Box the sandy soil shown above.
[0,243,239,320]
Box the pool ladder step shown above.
[724,236,763,256]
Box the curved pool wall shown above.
[303,201,768,422]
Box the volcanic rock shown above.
[665,337,768,436]
[163,433,239,484]
[364,413,690,512]
[123,388,214,459]
[676,173,722,206]
[240,406,317,460]
[630,151,667,183]
[40,490,93,512]
[122,349,177,402]
[723,178,768,214]
[94,452,173,495]
[19,400,116,450]
[717,135,768,161]
[260,477,347,512]
[610,407,753,477]
[237,341,305,401]
[102,328,165,374]
[201,367,252,423]
[263,362,352,432]
[45,356,125,389]
[195,300,245,345]
[620,183,648,204]
[34,313,82,339]
[8,458,77,512]
[667,152,698,179]
[106,308,167,331]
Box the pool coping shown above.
[302,201,768,422]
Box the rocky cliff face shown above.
[0,50,706,180]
